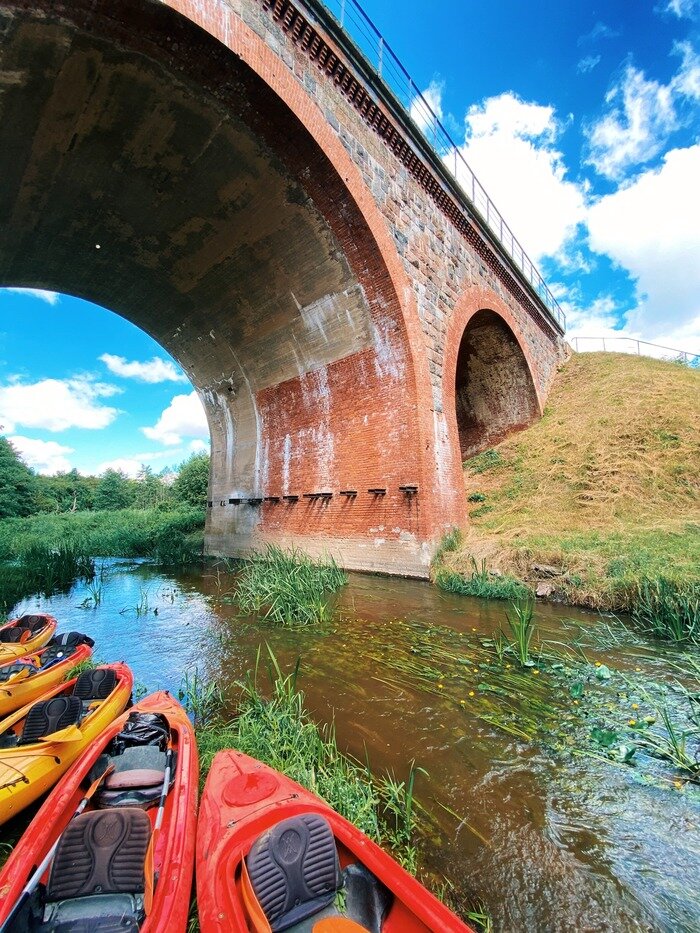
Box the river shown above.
[8,559,700,932]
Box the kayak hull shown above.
[196,749,473,933]
[0,662,133,826]
[0,642,93,717]
[0,691,198,933]
[0,614,57,663]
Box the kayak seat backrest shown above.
[245,813,342,932]
[98,746,167,810]
[41,809,150,932]
[0,662,37,682]
[0,627,23,644]
[19,695,82,745]
[17,614,49,633]
[73,668,116,702]
[342,863,393,933]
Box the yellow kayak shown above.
[0,614,57,663]
[0,662,133,826]
[0,632,95,718]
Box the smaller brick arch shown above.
[444,291,543,467]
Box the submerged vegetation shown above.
[235,545,348,626]
[451,352,700,624]
[182,648,421,873]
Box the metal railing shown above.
[308,0,566,332]
[571,336,700,365]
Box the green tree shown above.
[0,435,37,518]
[94,469,134,511]
[134,464,169,509]
[171,452,210,508]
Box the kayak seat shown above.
[16,614,49,633]
[245,813,343,932]
[0,627,24,643]
[19,695,82,745]
[0,661,37,682]
[40,808,150,932]
[73,669,116,713]
[49,631,95,650]
[98,745,168,809]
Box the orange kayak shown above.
[197,749,473,932]
[0,691,198,933]
[0,662,133,826]
[0,632,94,717]
[0,614,57,662]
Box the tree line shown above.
[0,435,210,519]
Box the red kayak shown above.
[197,749,473,932]
[0,691,198,933]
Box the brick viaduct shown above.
[0,0,567,576]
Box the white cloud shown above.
[585,44,700,179]
[189,438,210,454]
[0,377,121,433]
[95,449,190,477]
[410,80,444,135]
[578,22,619,45]
[587,144,700,337]
[99,353,187,384]
[577,55,601,75]
[142,391,209,446]
[2,288,60,305]
[452,92,586,262]
[661,0,698,19]
[9,435,74,474]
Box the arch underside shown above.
[0,0,428,573]
[455,310,540,460]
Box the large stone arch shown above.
[0,0,437,573]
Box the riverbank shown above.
[437,352,700,622]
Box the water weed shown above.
[235,545,347,626]
[631,577,699,644]
[503,598,536,666]
[434,557,530,601]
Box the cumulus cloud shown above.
[2,288,60,305]
[9,435,74,474]
[95,450,184,477]
[0,377,121,433]
[450,92,586,262]
[142,391,209,446]
[587,144,700,338]
[99,353,187,384]
[585,44,700,179]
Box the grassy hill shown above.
[439,352,700,613]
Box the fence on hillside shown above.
[570,336,700,366]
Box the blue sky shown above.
[1,0,699,475]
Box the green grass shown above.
[184,648,420,872]
[235,545,347,626]
[0,507,204,564]
[434,555,531,602]
[631,577,700,644]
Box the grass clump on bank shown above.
[632,578,699,644]
[182,649,421,872]
[236,545,347,626]
[432,531,530,602]
[450,352,700,621]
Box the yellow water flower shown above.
[629,719,637,726]
[674,781,683,789]
[631,703,639,710]
[469,691,475,697]
[594,661,601,667]
[438,683,444,689]
[533,670,540,675]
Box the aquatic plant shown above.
[235,545,347,626]
[631,577,699,645]
[435,557,530,602]
[503,598,536,666]
[634,706,699,777]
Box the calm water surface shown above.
[9,560,700,933]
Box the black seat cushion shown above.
[39,646,71,668]
[246,813,341,932]
[73,669,116,701]
[0,662,37,682]
[20,695,82,744]
[47,809,151,901]
[0,627,24,644]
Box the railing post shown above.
[377,35,383,77]
[340,0,346,28]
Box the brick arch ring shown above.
[166,0,438,510]
[442,287,545,467]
